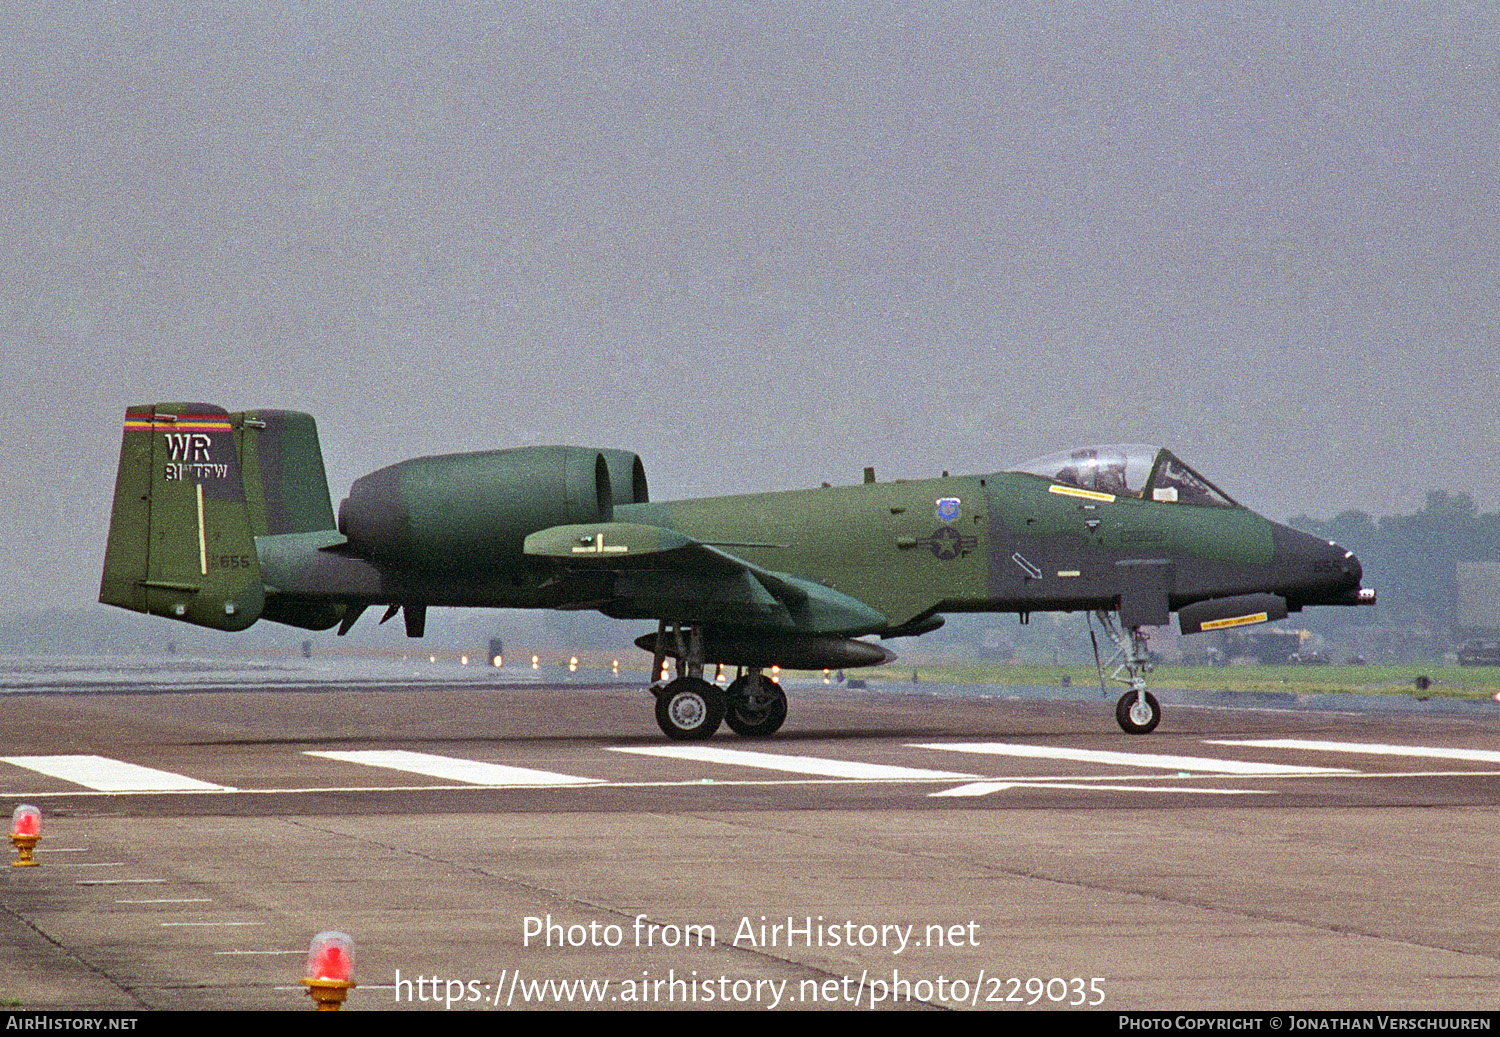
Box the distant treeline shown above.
[1291,492,1500,630]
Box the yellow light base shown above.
[10,834,38,867]
[302,977,355,1011]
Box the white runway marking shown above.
[0,755,232,792]
[118,899,212,904]
[911,742,1353,775]
[305,750,600,786]
[932,781,1272,798]
[612,745,979,780]
[1208,739,1500,764]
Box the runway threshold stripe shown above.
[932,782,1271,797]
[304,750,600,786]
[909,743,1351,775]
[1207,739,1500,764]
[611,745,979,780]
[0,755,232,792]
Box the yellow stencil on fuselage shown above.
[1048,484,1116,503]
[1201,612,1269,631]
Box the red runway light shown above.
[12,805,40,838]
[10,805,41,867]
[306,931,354,982]
[302,930,356,1010]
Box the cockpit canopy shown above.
[1008,445,1238,507]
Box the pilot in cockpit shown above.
[1054,448,1133,496]
[1010,444,1233,506]
[1096,458,1130,496]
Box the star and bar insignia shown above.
[913,526,977,560]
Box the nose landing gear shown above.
[1091,610,1161,735]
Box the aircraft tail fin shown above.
[235,409,338,536]
[99,403,266,631]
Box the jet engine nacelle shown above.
[338,446,648,571]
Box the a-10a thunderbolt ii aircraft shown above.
[101,404,1373,740]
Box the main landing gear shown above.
[649,622,788,740]
[724,672,787,737]
[1091,609,1162,735]
[654,677,724,741]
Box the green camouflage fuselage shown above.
[102,404,1365,670]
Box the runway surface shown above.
[2,659,1499,1011]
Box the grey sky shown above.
[2,3,1496,609]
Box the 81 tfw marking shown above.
[163,463,229,480]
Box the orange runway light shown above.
[301,930,356,1011]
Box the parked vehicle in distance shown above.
[1457,639,1500,666]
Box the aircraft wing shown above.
[523,522,887,635]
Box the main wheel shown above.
[1115,690,1160,735]
[654,677,725,740]
[724,676,788,737]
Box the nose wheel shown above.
[1115,689,1160,735]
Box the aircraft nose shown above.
[1271,524,1363,602]
[1337,544,1363,585]
[1312,532,1362,586]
